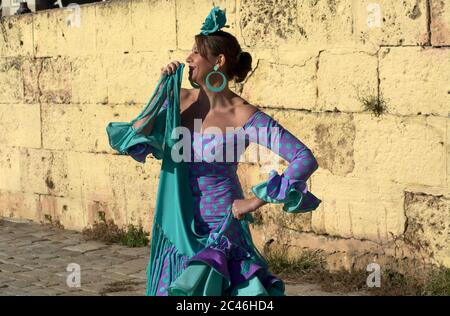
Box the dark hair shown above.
[194,31,252,83]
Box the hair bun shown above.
[234,51,252,83]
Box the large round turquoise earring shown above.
[205,65,227,92]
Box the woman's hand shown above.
[231,197,266,220]
[161,60,182,76]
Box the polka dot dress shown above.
[131,110,319,296]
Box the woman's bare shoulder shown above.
[235,99,261,123]
[180,88,194,101]
[180,88,197,112]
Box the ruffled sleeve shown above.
[127,98,169,163]
[127,143,158,163]
[245,111,322,213]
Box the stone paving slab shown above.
[63,242,109,254]
[0,218,367,296]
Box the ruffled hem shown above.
[164,213,285,296]
[251,169,322,213]
[167,260,285,296]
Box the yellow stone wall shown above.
[0,0,448,270]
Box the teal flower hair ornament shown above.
[199,6,230,35]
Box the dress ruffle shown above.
[251,169,322,213]
[168,261,285,296]
[128,141,160,163]
[167,214,285,296]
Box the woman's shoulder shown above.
[235,97,259,115]
[180,88,197,112]
[180,88,195,101]
[236,102,282,131]
[235,100,267,127]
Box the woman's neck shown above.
[197,87,238,112]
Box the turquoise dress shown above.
[107,66,321,296]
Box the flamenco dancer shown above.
[112,7,321,296]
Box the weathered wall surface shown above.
[0,0,448,271]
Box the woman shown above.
[127,8,321,296]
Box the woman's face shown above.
[185,43,214,84]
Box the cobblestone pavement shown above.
[0,218,364,296]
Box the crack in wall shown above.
[426,0,432,46]
[315,50,325,109]
[403,190,410,236]
[275,226,386,247]
[317,49,379,58]
[238,0,248,48]
[37,192,66,199]
[238,55,318,96]
[237,57,260,95]
[265,57,317,69]
[257,105,314,113]
[31,10,35,57]
[36,58,44,102]
[36,58,44,149]
[130,0,134,49]
[376,47,381,107]
[248,105,448,119]
[0,19,8,44]
[45,151,56,192]
[174,0,178,50]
